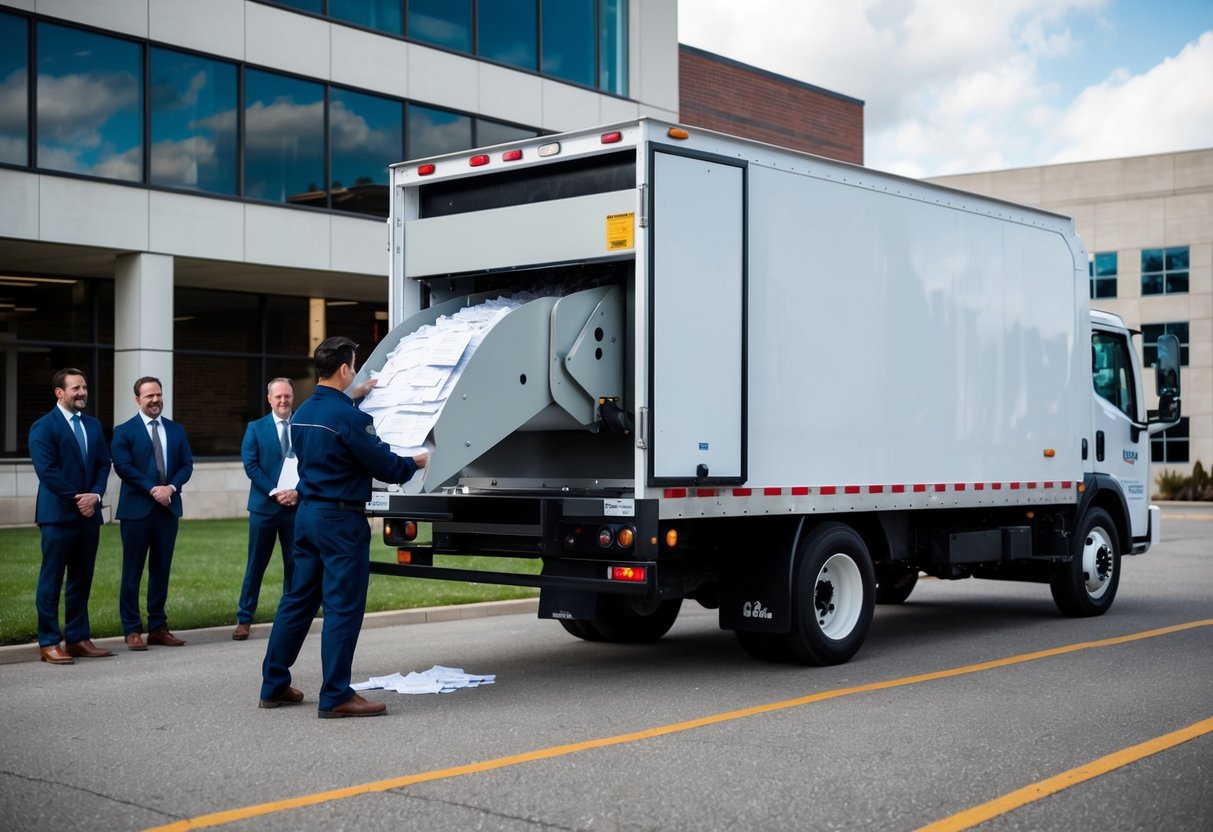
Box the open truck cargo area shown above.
[360,119,1182,664]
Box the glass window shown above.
[330,87,402,216]
[330,0,403,35]
[263,0,323,13]
[599,0,628,95]
[542,0,595,87]
[149,48,237,195]
[1088,252,1117,300]
[406,103,472,159]
[477,0,537,71]
[1141,322,1190,367]
[244,69,325,205]
[408,0,471,52]
[0,276,114,457]
[1141,246,1189,295]
[1151,417,1189,464]
[475,117,538,148]
[1091,331,1137,419]
[0,12,29,165]
[326,299,388,369]
[37,22,143,181]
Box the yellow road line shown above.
[146,618,1213,832]
[917,715,1213,832]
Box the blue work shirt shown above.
[290,385,417,502]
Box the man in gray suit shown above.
[232,378,298,640]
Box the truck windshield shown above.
[1091,331,1137,419]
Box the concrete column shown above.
[309,297,326,353]
[114,253,175,421]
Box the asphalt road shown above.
[2,505,1210,832]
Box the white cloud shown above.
[1048,31,1213,163]
[679,0,1213,176]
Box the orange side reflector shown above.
[1043,448,1056,457]
[667,127,690,140]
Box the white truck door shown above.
[1091,328,1150,536]
[649,149,745,484]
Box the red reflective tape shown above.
[763,487,782,496]
[791,486,810,496]
[892,484,906,493]
[1010,482,1021,490]
[664,488,687,498]
[696,488,716,498]
[954,483,966,491]
[992,482,1003,490]
[732,488,752,496]
[974,483,985,491]
[1026,482,1037,489]
[1044,481,1054,489]
[844,485,861,495]
[819,486,836,495]
[934,484,947,492]
[1063,481,1073,488]
[913,484,927,493]
[868,485,884,494]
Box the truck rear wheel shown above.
[561,596,683,643]
[785,523,875,665]
[875,562,919,604]
[1050,507,1121,617]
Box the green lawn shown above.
[0,519,538,646]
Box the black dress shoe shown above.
[318,694,386,719]
[259,686,305,709]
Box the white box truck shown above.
[361,119,1181,665]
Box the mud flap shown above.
[539,589,598,621]
[717,518,800,633]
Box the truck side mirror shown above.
[1153,333,1181,425]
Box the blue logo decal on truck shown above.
[1123,449,1138,465]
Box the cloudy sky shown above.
[678,0,1213,177]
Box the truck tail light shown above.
[665,528,678,548]
[609,565,646,582]
[616,527,635,549]
[469,154,490,167]
[597,527,614,548]
[600,131,623,144]
[502,148,523,162]
[417,163,436,176]
[383,519,418,545]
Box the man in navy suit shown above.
[29,368,114,665]
[111,376,194,650]
[231,377,298,641]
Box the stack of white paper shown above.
[352,665,497,695]
[359,295,532,455]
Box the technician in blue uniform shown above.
[29,368,113,665]
[112,376,194,650]
[259,336,426,718]
[232,377,298,641]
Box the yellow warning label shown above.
[606,212,634,251]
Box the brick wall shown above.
[679,46,864,165]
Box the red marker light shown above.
[417,163,436,176]
[502,148,523,162]
[469,154,490,167]
[609,565,646,582]
[600,131,623,144]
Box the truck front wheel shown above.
[785,523,875,665]
[1050,507,1121,617]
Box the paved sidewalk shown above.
[0,597,539,665]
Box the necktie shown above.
[150,419,167,485]
[72,413,87,458]
[280,420,292,458]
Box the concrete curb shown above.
[0,597,540,666]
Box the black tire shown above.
[1050,507,1121,617]
[784,523,875,666]
[563,596,682,643]
[735,630,791,662]
[875,562,919,605]
[559,619,605,641]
